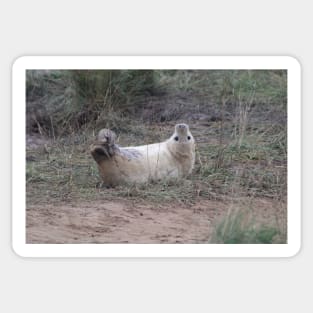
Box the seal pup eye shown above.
[174,136,179,141]
[187,136,191,140]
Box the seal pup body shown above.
[90,124,195,186]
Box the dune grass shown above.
[210,205,285,244]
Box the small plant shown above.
[210,206,281,244]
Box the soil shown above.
[26,200,222,243]
[26,198,281,244]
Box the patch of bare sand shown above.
[26,200,226,244]
[26,197,284,244]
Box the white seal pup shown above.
[90,123,195,186]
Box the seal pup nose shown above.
[175,123,189,134]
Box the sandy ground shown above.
[26,200,230,244]
[26,198,283,244]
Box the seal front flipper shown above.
[90,128,118,163]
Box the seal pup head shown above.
[166,123,195,176]
[171,123,194,144]
[168,123,195,156]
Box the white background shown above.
[0,1,310,312]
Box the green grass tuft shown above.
[211,207,282,244]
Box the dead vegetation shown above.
[26,70,287,243]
